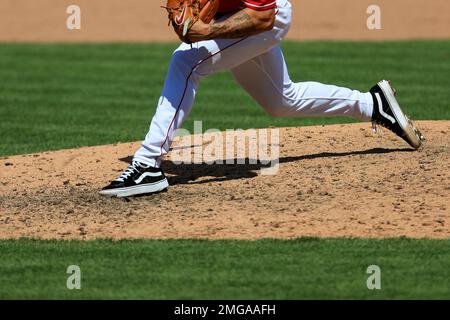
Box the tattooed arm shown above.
[185,8,276,43]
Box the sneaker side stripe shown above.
[134,171,163,184]
[375,92,396,124]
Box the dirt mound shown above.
[0,121,449,240]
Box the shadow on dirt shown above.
[119,147,413,185]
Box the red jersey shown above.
[218,0,277,13]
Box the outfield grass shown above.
[0,41,449,156]
[1,238,450,299]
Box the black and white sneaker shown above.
[370,80,424,149]
[99,161,169,198]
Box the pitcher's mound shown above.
[1,121,449,240]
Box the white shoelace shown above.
[115,162,141,182]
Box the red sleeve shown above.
[243,0,277,11]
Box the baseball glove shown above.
[163,0,219,37]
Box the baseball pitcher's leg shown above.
[231,45,374,121]
[231,45,423,148]
[132,39,278,169]
[100,0,294,196]
[133,1,292,168]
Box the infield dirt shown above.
[1,121,449,240]
[1,0,450,42]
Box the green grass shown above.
[1,41,449,300]
[1,40,449,156]
[1,238,450,299]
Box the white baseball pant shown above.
[134,0,374,167]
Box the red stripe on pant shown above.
[158,38,248,157]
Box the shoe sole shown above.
[99,178,169,198]
[377,80,424,149]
